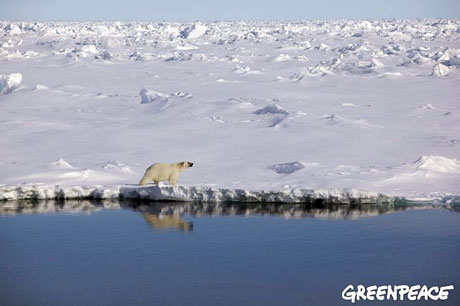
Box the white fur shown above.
[139,162,193,186]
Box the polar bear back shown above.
[147,163,180,181]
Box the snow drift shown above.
[140,88,169,105]
[0,73,22,94]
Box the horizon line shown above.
[1,17,459,23]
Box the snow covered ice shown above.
[0,20,459,202]
[0,72,22,94]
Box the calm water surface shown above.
[1,201,459,306]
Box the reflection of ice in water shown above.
[1,200,457,221]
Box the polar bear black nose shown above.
[189,162,194,167]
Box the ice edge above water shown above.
[0,185,458,204]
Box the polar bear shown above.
[139,161,193,186]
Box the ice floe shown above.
[1,19,459,201]
[0,184,394,204]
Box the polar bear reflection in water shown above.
[138,161,194,231]
[142,213,193,232]
[139,161,194,186]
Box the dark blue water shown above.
[0,202,459,306]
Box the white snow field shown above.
[0,20,459,202]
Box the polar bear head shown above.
[179,161,194,169]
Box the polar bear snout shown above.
[181,161,194,168]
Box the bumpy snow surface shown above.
[0,20,459,202]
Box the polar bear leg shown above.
[169,173,179,185]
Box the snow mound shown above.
[34,84,49,91]
[180,23,207,39]
[370,58,384,68]
[5,24,23,35]
[270,161,305,174]
[382,43,405,55]
[436,48,460,67]
[273,54,291,62]
[139,88,169,105]
[160,51,199,62]
[253,104,288,115]
[0,185,394,205]
[60,169,101,181]
[233,65,252,74]
[0,73,22,95]
[308,57,342,76]
[415,156,460,174]
[431,63,450,76]
[308,57,382,76]
[381,156,460,193]
[379,72,402,78]
[102,161,134,174]
[322,114,381,129]
[176,44,198,50]
[139,88,193,105]
[316,43,332,51]
[67,45,100,58]
[253,103,289,127]
[171,91,193,99]
[50,158,75,169]
[420,104,435,110]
